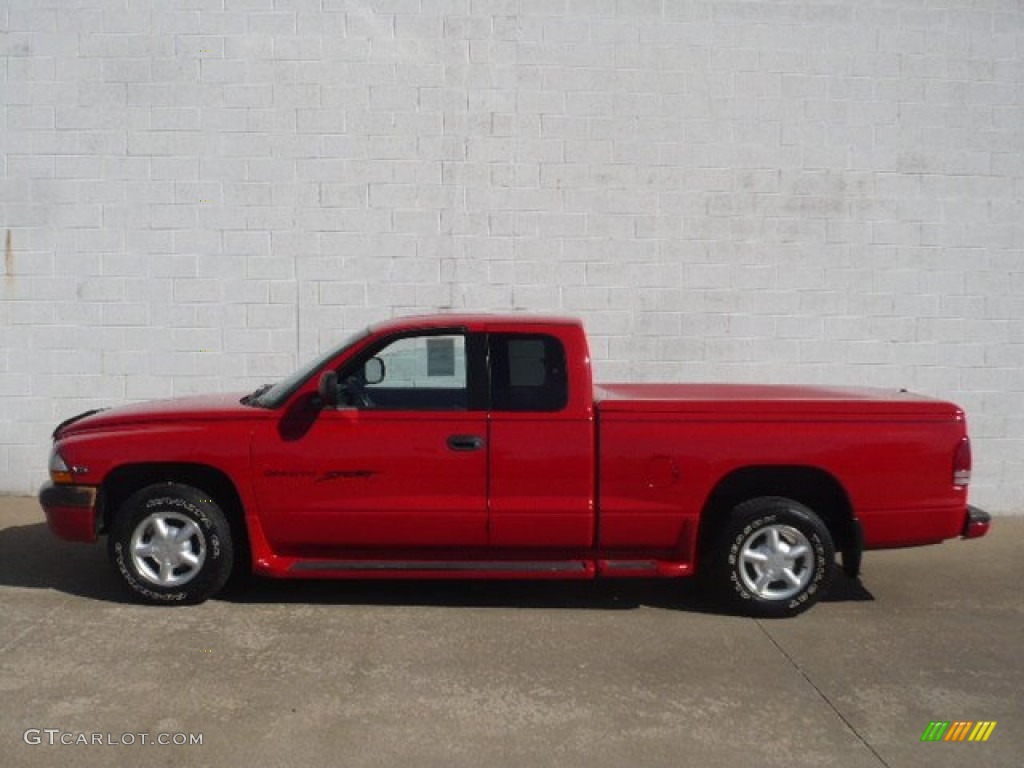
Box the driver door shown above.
[251,331,489,556]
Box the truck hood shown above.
[55,393,257,437]
[595,383,962,418]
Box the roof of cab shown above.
[369,313,583,334]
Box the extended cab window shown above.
[490,334,568,412]
[342,333,468,410]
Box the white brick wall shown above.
[2,0,1022,513]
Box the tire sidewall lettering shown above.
[112,541,188,603]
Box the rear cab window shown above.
[489,334,569,412]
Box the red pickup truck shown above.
[40,314,989,617]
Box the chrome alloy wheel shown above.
[737,524,813,601]
[129,511,207,587]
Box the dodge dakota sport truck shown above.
[40,314,990,617]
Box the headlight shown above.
[48,449,74,484]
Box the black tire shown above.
[108,483,234,605]
[710,496,835,618]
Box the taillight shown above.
[953,437,971,487]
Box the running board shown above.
[289,560,591,575]
[598,560,691,578]
[282,558,691,579]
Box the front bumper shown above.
[961,505,991,539]
[39,482,99,542]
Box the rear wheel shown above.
[108,483,233,604]
[711,496,835,618]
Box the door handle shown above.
[447,434,484,452]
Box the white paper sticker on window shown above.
[426,338,456,377]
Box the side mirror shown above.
[317,371,338,409]
[364,356,386,385]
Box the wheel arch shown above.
[697,465,861,576]
[100,462,251,574]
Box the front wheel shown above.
[711,496,835,618]
[108,483,234,604]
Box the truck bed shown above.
[594,383,962,419]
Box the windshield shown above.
[248,328,371,408]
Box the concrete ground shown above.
[0,495,1020,768]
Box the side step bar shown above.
[285,559,694,579]
[290,560,590,574]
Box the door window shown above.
[343,333,468,410]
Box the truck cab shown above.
[250,315,596,558]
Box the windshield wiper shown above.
[241,383,273,406]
